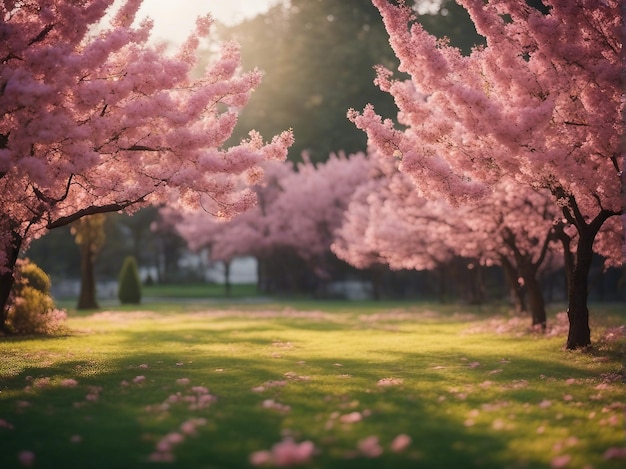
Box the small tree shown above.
[118,256,141,305]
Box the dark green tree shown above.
[118,256,141,305]
[221,0,401,163]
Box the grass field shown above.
[0,299,624,468]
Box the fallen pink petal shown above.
[390,434,412,453]
[18,451,35,467]
[358,436,383,458]
[550,454,571,468]
[339,411,362,423]
[603,447,626,460]
[60,378,78,387]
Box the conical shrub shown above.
[118,256,141,304]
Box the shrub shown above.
[19,260,52,294]
[7,259,66,335]
[118,256,141,304]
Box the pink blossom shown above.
[377,377,403,386]
[272,439,315,466]
[191,386,209,394]
[139,364,149,369]
[176,378,190,385]
[262,399,291,413]
[550,454,571,468]
[603,447,626,460]
[34,377,50,388]
[18,451,35,467]
[339,412,362,424]
[0,419,14,429]
[0,0,293,323]
[250,438,315,466]
[133,375,146,384]
[358,436,383,458]
[165,432,184,444]
[60,378,78,387]
[249,450,272,466]
[156,440,173,453]
[180,418,207,435]
[149,451,175,462]
[390,434,411,453]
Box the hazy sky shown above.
[134,0,282,45]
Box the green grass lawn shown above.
[0,300,624,468]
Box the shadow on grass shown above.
[0,353,524,469]
[1,306,623,469]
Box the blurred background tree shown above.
[71,214,106,309]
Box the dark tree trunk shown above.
[0,231,23,333]
[77,245,98,309]
[502,228,549,330]
[500,255,527,313]
[552,222,574,298]
[565,233,594,349]
[560,206,616,350]
[368,263,385,301]
[223,260,231,296]
[525,273,546,330]
[436,264,447,303]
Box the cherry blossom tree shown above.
[267,152,370,273]
[335,151,568,326]
[173,153,370,294]
[350,0,623,349]
[461,179,563,328]
[334,152,480,303]
[170,160,291,293]
[0,0,293,330]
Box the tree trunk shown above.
[77,245,98,309]
[552,223,574,299]
[369,264,383,301]
[0,231,23,333]
[561,206,616,350]
[436,264,447,303]
[502,229,549,330]
[525,273,546,330]
[565,233,593,349]
[223,260,231,296]
[500,256,527,313]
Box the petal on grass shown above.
[603,447,626,460]
[18,451,35,467]
[550,454,571,468]
[390,434,411,453]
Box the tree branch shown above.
[46,197,147,230]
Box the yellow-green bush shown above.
[7,259,66,335]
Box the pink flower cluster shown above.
[250,438,315,466]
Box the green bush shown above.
[118,256,141,304]
[7,259,66,335]
[19,260,51,294]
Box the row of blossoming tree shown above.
[1,0,623,350]
[0,0,293,331]
[347,0,623,349]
